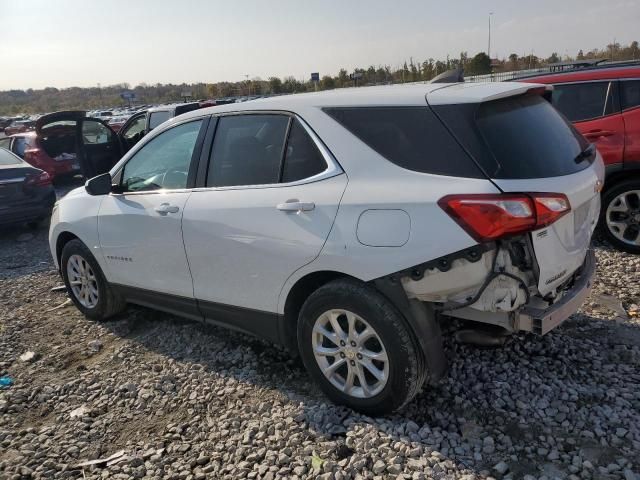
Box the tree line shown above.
[1,40,638,116]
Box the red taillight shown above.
[438,193,571,242]
[25,171,52,187]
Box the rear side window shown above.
[148,111,171,130]
[621,80,640,110]
[433,95,590,179]
[207,114,289,187]
[324,107,483,178]
[282,119,327,182]
[552,82,617,122]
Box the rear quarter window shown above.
[323,107,484,178]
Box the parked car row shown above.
[50,80,602,413]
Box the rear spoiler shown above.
[427,82,553,105]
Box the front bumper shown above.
[518,249,596,335]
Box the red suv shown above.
[521,64,640,253]
[0,130,80,181]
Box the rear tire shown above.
[297,278,425,415]
[599,179,640,254]
[61,239,126,320]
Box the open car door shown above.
[36,111,122,179]
[116,111,147,154]
[80,118,122,178]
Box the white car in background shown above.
[49,82,602,414]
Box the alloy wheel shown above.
[606,190,640,247]
[311,309,389,398]
[66,254,99,309]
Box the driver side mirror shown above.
[85,173,113,196]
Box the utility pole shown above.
[488,12,493,58]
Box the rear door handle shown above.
[277,200,315,213]
[584,130,614,139]
[155,203,180,215]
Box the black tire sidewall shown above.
[599,179,640,254]
[60,239,113,320]
[298,280,421,415]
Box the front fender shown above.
[49,189,105,274]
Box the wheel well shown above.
[604,169,640,193]
[55,232,79,267]
[282,271,352,354]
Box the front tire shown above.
[600,179,640,254]
[297,279,425,415]
[61,239,126,320]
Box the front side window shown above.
[552,82,615,122]
[621,80,640,110]
[207,114,289,187]
[121,120,202,192]
[0,138,11,150]
[148,111,171,130]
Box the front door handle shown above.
[277,200,315,213]
[155,203,180,215]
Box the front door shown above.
[98,118,207,302]
[182,113,347,317]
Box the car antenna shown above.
[430,68,465,83]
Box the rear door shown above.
[620,78,640,165]
[551,81,625,166]
[182,113,346,319]
[430,91,603,296]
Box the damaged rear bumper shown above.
[442,249,596,335]
[517,249,596,335]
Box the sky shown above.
[0,0,638,90]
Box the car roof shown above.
[174,81,544,123]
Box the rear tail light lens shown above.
[439,193,570,242]
[25,171,52,187]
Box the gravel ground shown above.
[1,205,639,479]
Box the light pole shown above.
[488,12,493,58]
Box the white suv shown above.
[50,82,602,414]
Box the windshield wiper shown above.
[574,143,596,164]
